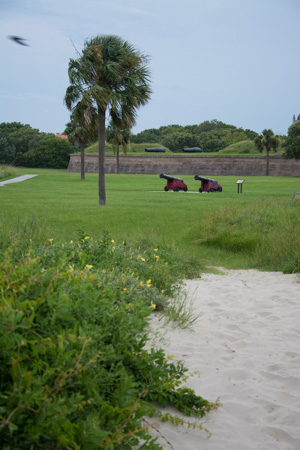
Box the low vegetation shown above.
[0,164,17,180]
[0,168,299,448]
[218,139,282,155]
[193,199,300,273]
[0,232,215,449]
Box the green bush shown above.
[0,234,214,449]
[13,136,72,169]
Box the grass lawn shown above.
[0,166,299,447]
[1,167,299,273]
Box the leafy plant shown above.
[0,234,214,449]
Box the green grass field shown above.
[0,166,299,447]
[1,167,299,273]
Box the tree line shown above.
[131,120,259,153]
[0,122,73,168]
[1,118,300,178]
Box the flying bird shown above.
[8,36,30,46]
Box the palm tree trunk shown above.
[266,149,270,176]
[116,144,120,174]
[98,109,106,205]
[80,143,85,180]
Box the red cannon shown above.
[160,173,188,192]
[194,175,223,192]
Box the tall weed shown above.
[193,198,300,272]
[0,164,17,180]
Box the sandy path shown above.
[148,269,300,450]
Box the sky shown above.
[0,0,299,136]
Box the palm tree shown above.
[64,35,151,205]
[67,104,97,180]
[254,129,280,176]
[106,119,132,174]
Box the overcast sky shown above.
[0,0,299,136]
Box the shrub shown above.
[0,235,214,449]
[13,135,72,169]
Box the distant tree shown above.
[0,122,30,135]
[13,135,72,168]
[244,129,258,140]
[67,104,97,180]
[65,34,151,205]
[9,127,41,154]
[194,120,215,134]
[222,130,248,147]
[130,120,258,153]
[195,119,235,135]
[131,128,160,143]
[0,136,16,164]
[160,125,183,135]
[0,122,42,161]
[282,122,300,160]
[161,131,201,152]
[106,120,132,173]
[197,129,228,152]
[254,129,281,175]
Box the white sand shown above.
[148,269,300,450]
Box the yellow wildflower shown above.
[155,255,159,260]
[154,248,158,251]
[86,264,93,270]
[84,236,90,240]
[146,279,152,286]
[141,257,145,262]
[111,239,115,243]
[123,288,128,292]
[151,302,156,309]
[48,238,53,243]
[140,281,144,287]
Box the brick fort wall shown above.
[68,154,300,176]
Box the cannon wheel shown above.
[199,188,202,193]
[174,186,180,192]
[164,186,168,192]
[218,187,222,192]
[183,186,188,192]
[210,188,215,192]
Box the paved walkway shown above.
[0,174,38,187]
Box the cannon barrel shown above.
[160,173,184,182]
[194,175,217,182]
